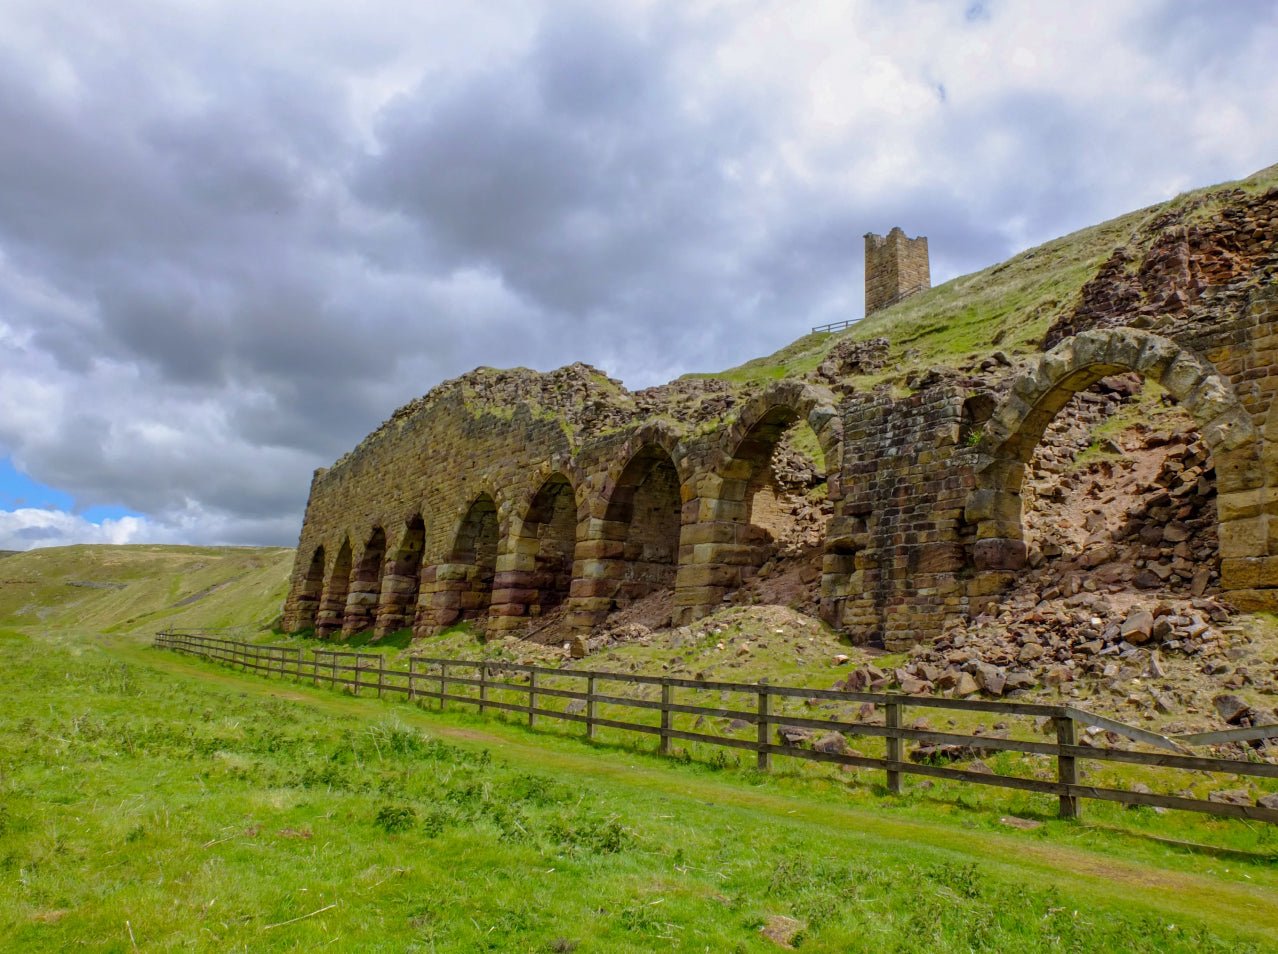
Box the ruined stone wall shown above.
[864,227,930,316]
[285,194,1278,647]
[824,388,974,650]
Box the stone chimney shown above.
[864,227,930,317]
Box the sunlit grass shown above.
[2,627,1275,951]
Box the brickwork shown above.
[864,227,930,316]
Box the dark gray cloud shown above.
[0,0,1275,547]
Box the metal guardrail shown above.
[154,631,1278,824]
[814,283,931,333]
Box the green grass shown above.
[2,626,1276,952]
[0,544,292,635]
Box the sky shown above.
[0,0,1276,551]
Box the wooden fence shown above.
[153,631,1278,824]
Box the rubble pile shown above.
[816,336,890,382]
[1047,186,1278,346]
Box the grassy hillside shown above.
[0,544,293,635]
[694,161,1278,391]
[2,628,1275,952]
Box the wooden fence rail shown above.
[153,631,1278,824]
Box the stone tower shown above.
[864,227,930,316]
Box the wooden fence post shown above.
[478,664,488,716]
[660,680,673,756]
[352,656,361,696]
[377,655,386,699]
[757,689,771,771]
[439,662,448,711]
[528,670,539,728]
[1056,713,1080,820]
[885,701,903,794]
[586,675,597,741]
[407,657,417,703]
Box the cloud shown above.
[0,0,1275,548]
[0,508,149,549]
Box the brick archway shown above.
[966,328,1263,598]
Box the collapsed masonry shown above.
[284,196,1278,649]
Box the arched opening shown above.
[495,475,577,634]
[344,527,387,635]
[601,445,682,622]
[1017,376,1221,594]
[714,407,831,609]
[316,538,352,640]
[375,515,425,638]
[449,494,499,626]
[292,545,325,631]
[969,330,1261,602]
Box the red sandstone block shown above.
[570,578,615,599]
[914,543,965,573]
[490,587,540,604]
[488,603,526,617]
[433,592,462,609]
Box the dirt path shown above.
[117,641,1278,943]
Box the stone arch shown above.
[343,527,387,636]
[674,382,844,620]
[375,515,426,638]
[573,442,685,627]
[436,493,500,628]
[967,329,1262,581]
[316,537,352,639]
[490,472,580,633]
[591,422,691,496]
[292,545,326,631]
[715,381,844,487]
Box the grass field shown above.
[0,544,292,635]
[3,622,1277,952]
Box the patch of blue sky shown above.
[0,457,141,521]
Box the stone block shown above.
[1219,515,1267,559]
[676,564,741,588]
[1222,588,1278,612]
[573,538,625,560]
[679,522,740,546]
[972,538,1026,571]
[434,563,472,582]
[1217,489,1263,522]
[915,543,965,573]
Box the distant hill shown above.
[692,162,1278,390]
[0,544,294,635]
